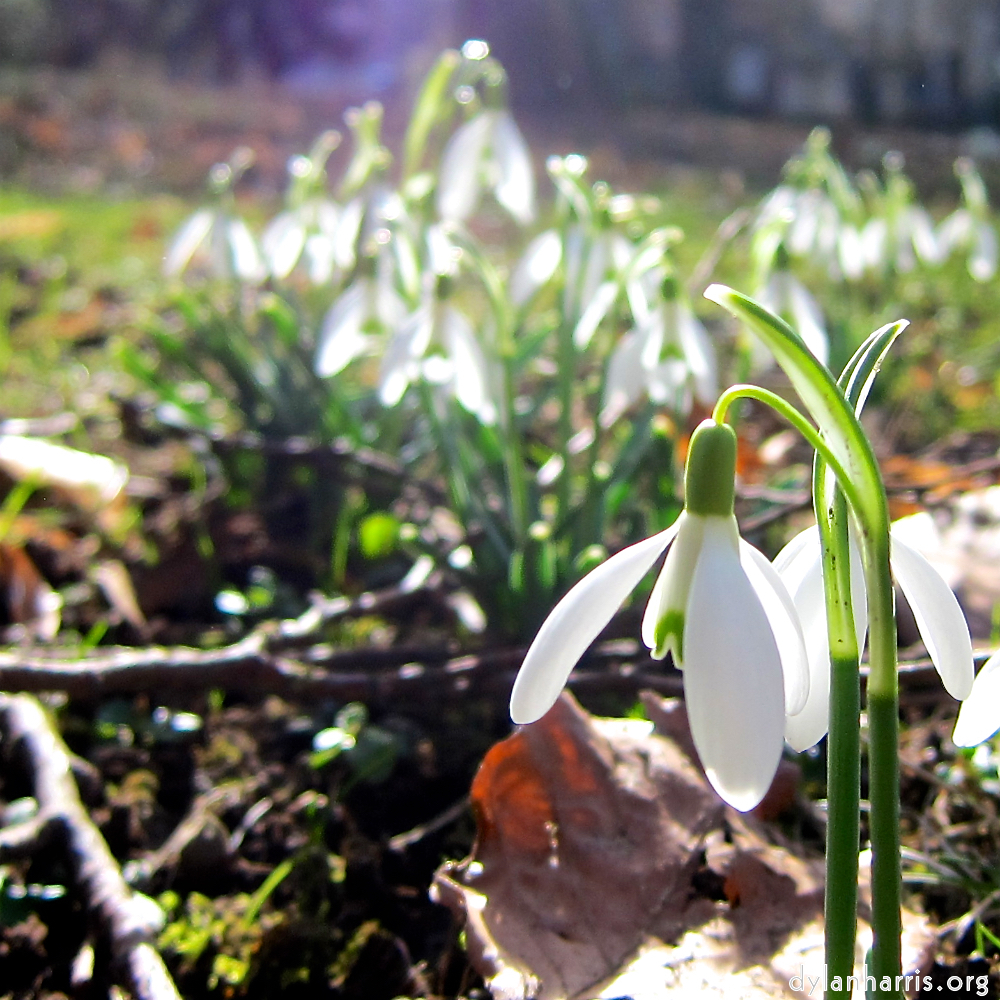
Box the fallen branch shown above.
[0,693,181,1000]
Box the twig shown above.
[388,797,470,852]
[0,693,182,1000]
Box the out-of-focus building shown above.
[2,0,998,128]
[468,0,1000,126]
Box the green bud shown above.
[684,419,737,517]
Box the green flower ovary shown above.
[684,419,737,517]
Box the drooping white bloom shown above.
[314,265,405,378]
[757,269,829,367]
[510,421,808,811]
[436,109,535,225]
[953,649,1000,747]
[508,229,562,308]
[164,208,266,284]
[774,513,974,752]
[262,199,341,283]
[379,296,497,425]
[601,297,718,427]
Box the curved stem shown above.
[712,385,866,519]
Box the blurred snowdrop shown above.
[263,198,341,283]
[601,277,717,426]
[262,133,345,282]
[379,277,497,425]
[753,185,842,279]
[314,258,405,378]
[164,153,266,284]
[936,159,998,281]
[508,229,562,308]
[165,206,265,284]
[775,513,974,752]
[565,224,633,338]
[756,261,829,367]
[938,210,998,282]
[436,108,535,225]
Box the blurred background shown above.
[3,0,1000,192]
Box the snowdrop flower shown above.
[937,210,998,282]
[165,155,265,284]
[510,419,809,811]
[314,259,405,378]
[379,278,497,425]
[436,109,535,225]
[757,264,829,367]
[774,512,974,752]
[601,278,717,426]
[164,207,265,284]
[953,649,1000,746]
[262,198,341,283]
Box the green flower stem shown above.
[818,481,861,994]
[712,385,865,520]
[859,527,902,990]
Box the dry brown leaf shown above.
[91,559,148,634]
[438,693,936,1000]
[0,542,61,640]
[432,692,724,1000]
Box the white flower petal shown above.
[838,225,866,281]
[600,328,647,427]
[683,517,785,811]
[379,306,432,406]
[573,280,619,348]
[510,229,562,307]
[510,524,681,724]
[445,307,496,424]
[493,110,535,225]
[262,211,307,279]
[646,358,691,412]
[304,234,336,284]
[970,221,998,282]
[315,283,371,377]
[936,209,972,257]
[788,277,829,366]
[909,206,942,265]
[641,512,703,661]
[861,218,887,270]
[436,111,495,222]
[773,524,819,577]
[891,533,973,700]
[227,219,265,283]
[676,304,718,406]
[952,650,1000,747]
[334,198,364,271]
[740,540,809,717]
[164,208,214,277]
[775,526,868,751]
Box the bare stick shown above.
[0,693,182,1000]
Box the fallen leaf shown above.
[438,692,936,999]
[432,692,723,1000]
[0,542,61,640]
[91,559,147,634]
